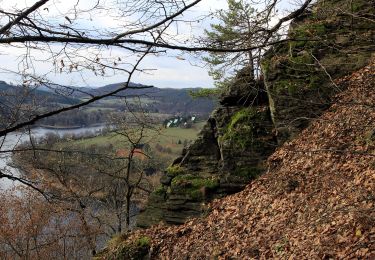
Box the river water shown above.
[0,125,106,191]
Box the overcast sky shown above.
[0,0,293,89]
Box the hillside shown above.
[79,83,215,115]
[0,80,215,128]
[135,0,375,228]
[98,57,374,259]
[0,81,80,105]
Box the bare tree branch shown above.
[0,0,50,36]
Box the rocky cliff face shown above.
[137,75,276,227]
[137,0,375,228]
[263,0,375,143]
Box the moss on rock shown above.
[95,235,151,260]
[171,174,219,201]
[166,165,185,176]
[262,0,375,144]
[220,107,273,152]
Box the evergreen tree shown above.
[203,0,270,89]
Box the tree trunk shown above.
[125,194,131,230]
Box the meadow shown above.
[56,121,205,160]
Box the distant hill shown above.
[0,81,215,114]
[0,80,216,128]
[0,81,80,106]
[70,82,216,115]
[73,82,153,97]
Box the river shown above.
[0,124,139,252]
[0,125,107,191]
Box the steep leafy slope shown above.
[99,60,374,259]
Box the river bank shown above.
[35,123,107,130]
[0,124,109,190]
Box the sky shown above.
[0,0,293,89]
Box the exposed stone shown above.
[219,67,268,106]
[136,0,375,228]
[137,83,276,227]
[262,0,375,144]
[159,175,172,186]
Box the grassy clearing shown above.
[62,133,125,149]
[155,122,205,154]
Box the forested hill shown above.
[74,82,216,115]
[0,81,80,106]
[0,80,215,115]
[0,81,215,128]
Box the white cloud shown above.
[0,0,294,89]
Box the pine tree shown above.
[204,0,268,89]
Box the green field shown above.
[57,121,205,159]
[155,122,204,154]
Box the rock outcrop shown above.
[136,0,375,228]
[137,75,276,227]
[263,0,375,143]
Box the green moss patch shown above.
[166,165,185,176]
[171,174,219,200]
[154,185,167,196]
[290,21,327,51]
[220,107,271,151]
[96,235,151,260]
[137,236,151,247]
